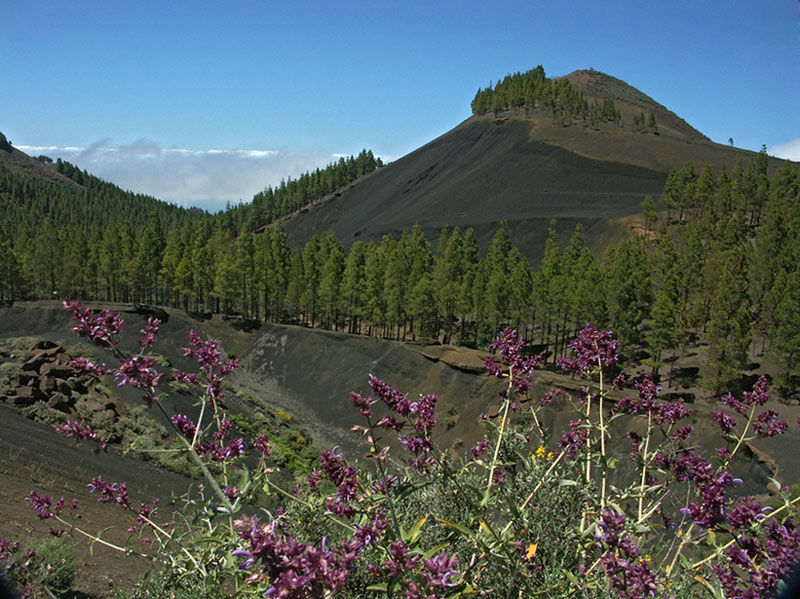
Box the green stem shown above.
[483,369,514,506]
[264,478,355,533]
[638,412,653,521]
[366,415,402,538]
[155,401,234,513]
[724,403,756,470]
[598,363,607,508]
[53,514,150,559]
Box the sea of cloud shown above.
[769,138,800,162]
[17,139,362,213]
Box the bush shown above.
[2,537,75,598]
[16,304,800,598]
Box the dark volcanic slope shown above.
[283,117,668,260]
[281,70,780,261]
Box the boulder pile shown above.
[0,338,121,420]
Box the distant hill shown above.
[278,68,788,261]
[0,138,202,234]
[0,135,80,187]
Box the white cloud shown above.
[17,139,348,212]
[769,138,800,162]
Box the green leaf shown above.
[422,543,451,560]
[441,519,473,537]
[407,516,427,544]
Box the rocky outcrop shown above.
[0,338,122,419]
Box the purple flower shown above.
[171,414,200,439]
[712,410,737,436]
[222,485,240,501]
[727,497,765,529]
[485,328,542,394]
[422,552,460,590]
[87,476,130,508]
[138,317,161,348]
[115,356,162,391]
[491,468,506,486]
[319,448,359,513]
[68,357,108,376]
[56,420,97,442]
[560,420,588,460]
[410,394,437,433]
[368,375,412,416]
[744,375,770,407]
[173,370,199,385]
[26,491,56,520]
[539,388,567,407]
[307,469,322,491]
[355,516,388,547]
[655,397,692,425]
[63,300,124,348]
[596,509,658,598]
[253,434,271,458]
[384,539,420,577]
[470,439,489,460]
[558,324,619,375]
[753,409,788,438]
[399,436,434,456]
[233,516,359,596]
[350,391,376,418]
[634,373,661,410]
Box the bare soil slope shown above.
[3,301,800,596]
[280,70,789,261]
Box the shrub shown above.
[15,303,800,598]
[2,537,75,598]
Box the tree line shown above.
[1,144,799,393]
[471,65,622,126]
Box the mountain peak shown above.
[561,69,709,142]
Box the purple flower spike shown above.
[138,317,161,348]
[63,299,124,349]
[558,324,619,375]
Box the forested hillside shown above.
[2,133,799,393]
[471,65,623,125]
[0,144,382,303]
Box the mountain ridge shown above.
[277,68,790,262]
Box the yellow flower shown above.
[535,446,546,459]
[525,542,538,560]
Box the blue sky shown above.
[2,1,798,212]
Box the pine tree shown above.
[704,246,752,392]
[319,237,345,329]
[0,239,22,300]
[363,241,386,337]
[383,235,406,339]
[641,196,658,238]
[342,240,367,334]
[301,235,321,326]
[766,270,800,388]
[271,225,290,318]
[286,250,305,319]
[484,221,513,333]
[433,226,464,342]
[604,239,652,345]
